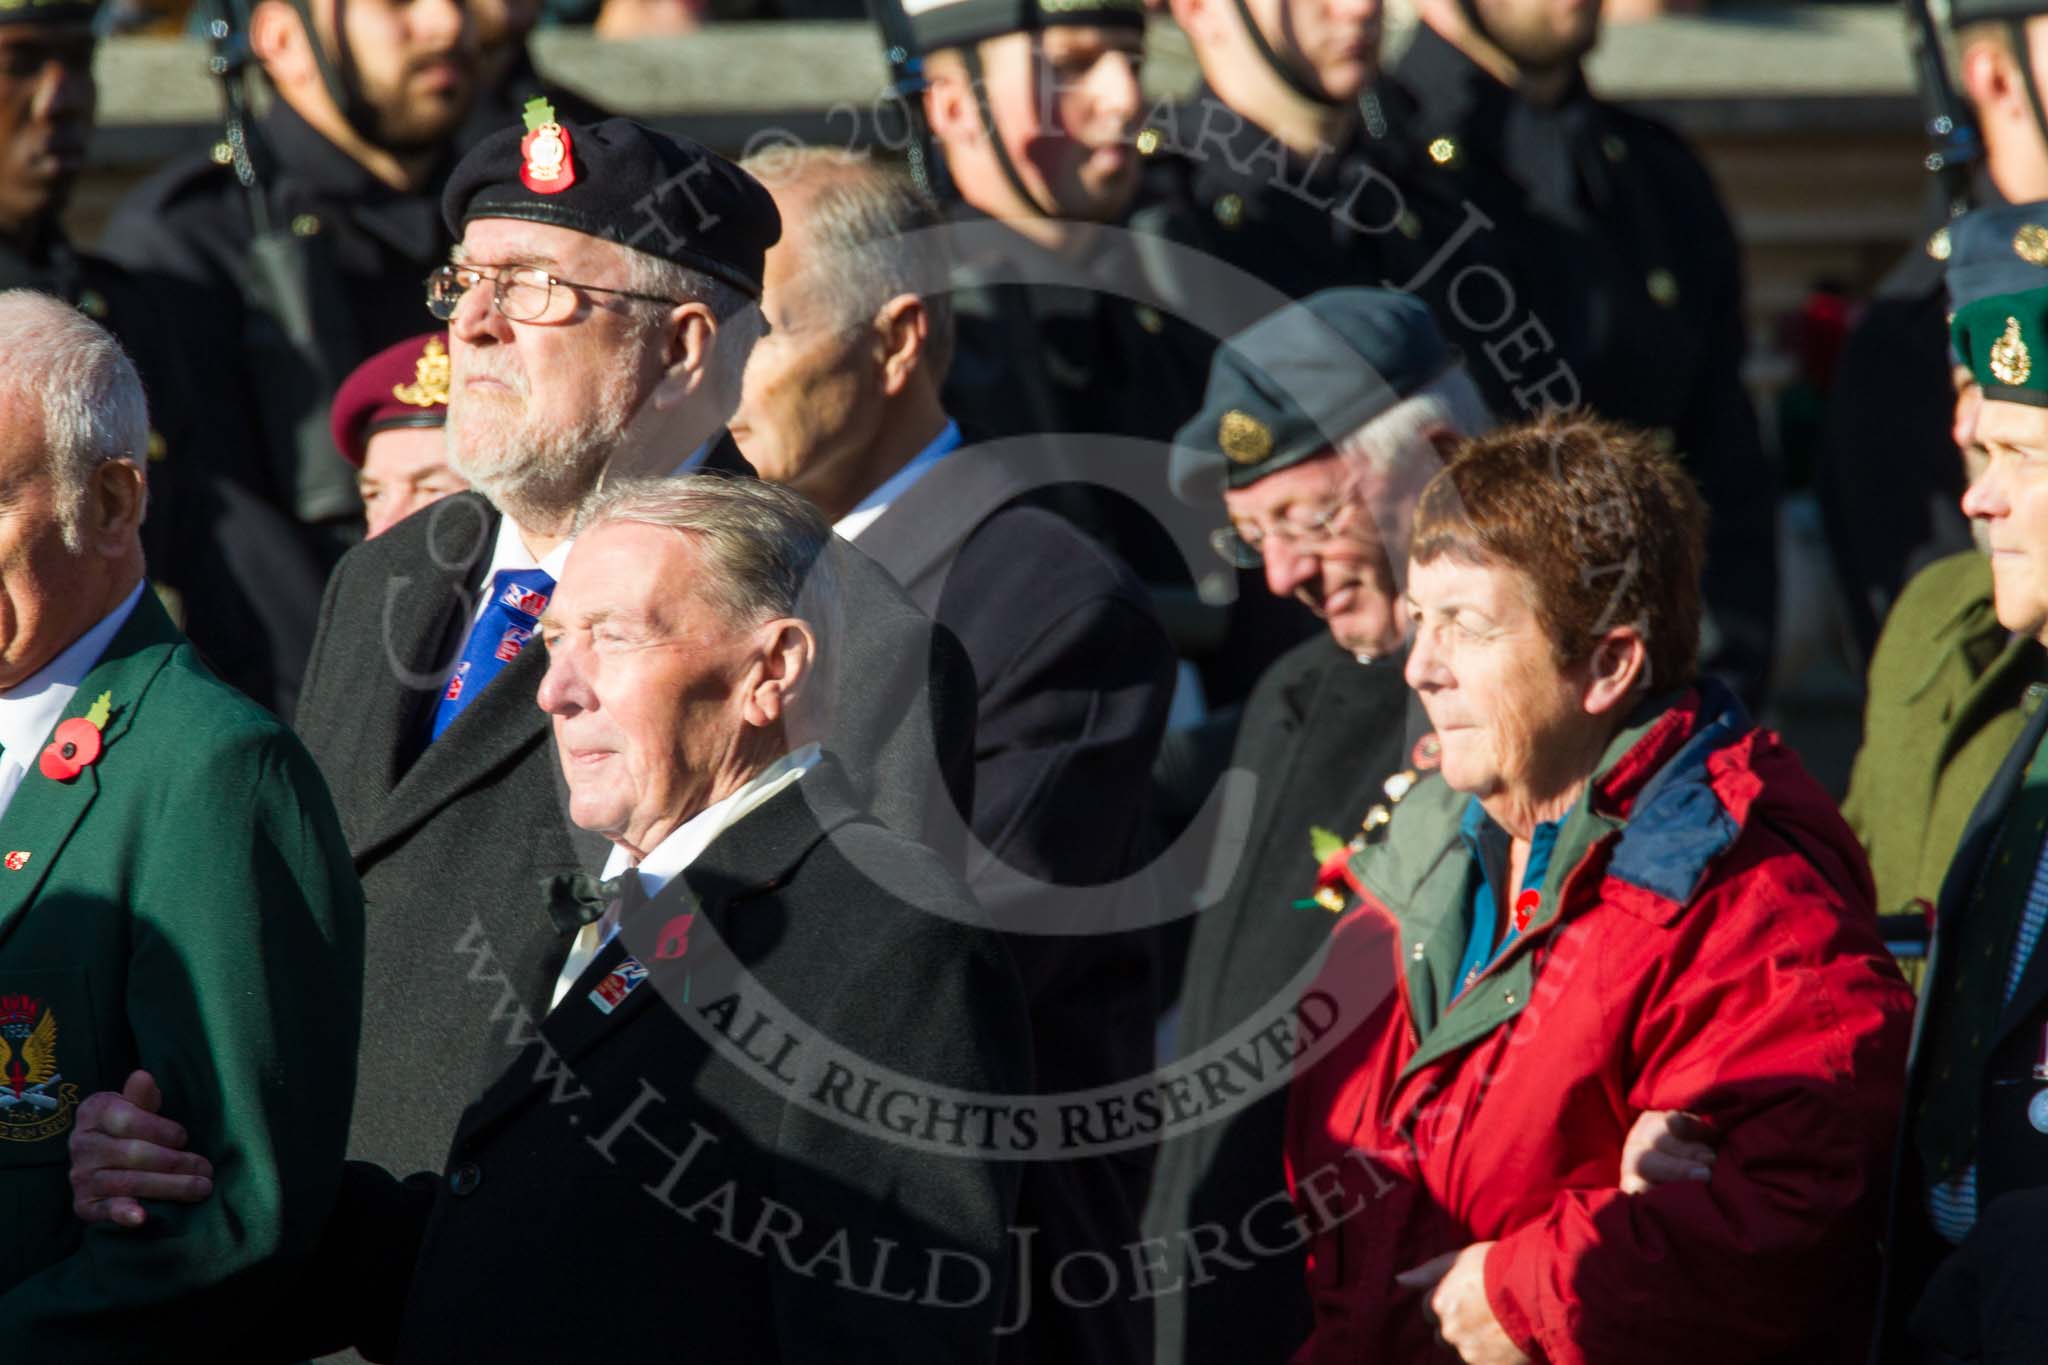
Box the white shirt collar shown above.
[834,420,962,543]
[598,742,823,898]
[0,582,145,764]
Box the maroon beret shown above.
[330,332,451,468]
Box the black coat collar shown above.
[262,100,451,263]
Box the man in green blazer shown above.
[0,291,363,1356]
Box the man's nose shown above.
[448,278,511,344]
[1962,461,2006,523]
[1263,542,1318,600]
[1403,626,1441,693]
[535,643,586,716]
[32,56,94,124]
[1093,51,1143,126]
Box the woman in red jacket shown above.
[1287,414,1913,1364]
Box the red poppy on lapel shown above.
[39,692,112,783]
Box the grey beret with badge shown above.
[1170,288,1463,498]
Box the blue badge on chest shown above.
[588,958,648,1015]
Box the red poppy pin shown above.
[654,912,695,961]
[1513,888,1540,933]
[4,851,28,872]
[519,98,575,195]
[39,692,111,783]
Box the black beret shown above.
[442,105,781,299]
[1172,289,1460,498]
[1950,0,2048,25]
[886,0,1145,57]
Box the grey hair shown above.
[738,147,955,378]
[1338,365,1495,475]
[617,247,766,424]
[573,474,838,640]
[0,290,149,550]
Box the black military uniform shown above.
[1144,288,1445,1365]
[97,99,458,715]
[1386,21,1778,708]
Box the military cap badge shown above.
[2017,225,2048,267]
[520,98,576,195]
[393,336,451,408]
[1218,409,1273,465]
[1993,316,2033,387]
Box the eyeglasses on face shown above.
[1209,500,1355,568]
[424,263,684,325]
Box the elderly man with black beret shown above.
[278,111,979,1191]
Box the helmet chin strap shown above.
[960,38,1053,220]
[1227,0,1339,107]
[287,0,385,150]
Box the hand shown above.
[1619,1109,1717,1194]
[1396,1242,1528,1365]
[69,1070,214,1227]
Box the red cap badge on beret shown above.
[519,98,575,195]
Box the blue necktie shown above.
[429,567,555,742]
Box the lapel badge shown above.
[39,691,111,783]
[392,336,451,408]
[1411,733,1442,771]
[519,98,576,195]
[589,956,648,1015]
[3,852,28,872]
[1514,888,1540,933]
[1218,410,1272,465]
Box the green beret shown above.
[1171,289,1459,497]
[1955,288,2048,406]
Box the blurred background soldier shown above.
[326,330,470,539]
[1390,0,1778,710]
[0,0,202,630]
[95,0,479,716]
[1818,0,2048,663]
[457,0,609,151]
[1144,287,1482,1365]
[1842,200,2048,990]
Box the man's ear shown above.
[739,617,816,730]
[643,301,720,413]
[873,293,929,398]
[249,0,315,85]
[923,53,981,146]
[1962,36,2022,127]
[1581,625,1649,718]
[84,459,148,558]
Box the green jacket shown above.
[1843,551,2046,932]
[0,590,363,1359]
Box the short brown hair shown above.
[1409,412,1707,692]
